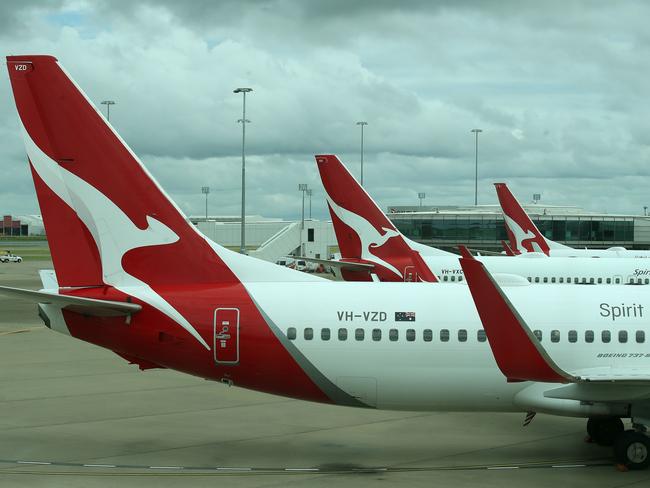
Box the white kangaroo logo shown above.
[326,196,402,277]
[503,213,547,255]
[23,125,210,350]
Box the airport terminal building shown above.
[387,204,645,253]
[191,203,650,263]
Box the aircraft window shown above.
[619,330,628,343]
[646,279,650,285]
[443,276,449,282]
[602,330,611,343]
[568,330,577,343]
[543,277,548,283]
[636,331,645,343]
[551,330,560,343]
[389,329,399,341]
[451,276,456,282]
[534,277,540,283]
[597,278,602,284]
[574,278,579,283]
[372,329,382,341]
[477,329,487,342]
[304,328,313,340]
[589,278,595,284]
[606,278,611,284]
[423,329,433,342]
[533,330,542,341]
[638,278,643,285]
[582,278,587,284]
[458,276,463,282]
[406,329,416,342]
[615,278,621,284]
[458,329,467,342]
[559,277,564,283]
[355,328,365,341]
[338,328,348,341]
[527,277,532,282]
[629,278,634,284]
[551,277,556,283]
[321,328,330,341]
[287,327,296,340]
[585,330,594,343]
[440,329,450,342]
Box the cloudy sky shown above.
[1,0,650,220]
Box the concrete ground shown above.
[1,261,649,487]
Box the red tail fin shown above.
[6,55,238,287]
[494,183,552,256]
[315,154,438,282]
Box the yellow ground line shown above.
[0,326,45,336]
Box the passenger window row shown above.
[441,275,463,282]
[527,276,650,285]
[287,327,646,344]
[532,329,645,344]
[286,327,488,343]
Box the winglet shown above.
[459,252,574,383]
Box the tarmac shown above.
[1,260,649,487]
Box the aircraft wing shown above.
[294,256,375,272]
[0,285,142,317]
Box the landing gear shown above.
[614,430,650,470]
[587,417,624,446]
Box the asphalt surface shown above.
[1,260,649,487]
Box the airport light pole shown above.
[306,189,313,219]
[418,192,426,207]
[234,87,252,254]
[201,186,210,220]
[101,100,116,122]
[356,121,368,186]
[471,128,483,206]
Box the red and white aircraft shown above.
[315,155,650,285]
[4,55,650,468]
[460,247,650,469]
[495,182,650,258]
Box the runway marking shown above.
[0,327,45,336]
[0,458,612,475]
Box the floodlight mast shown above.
[101,100,115,121]
[356,121,368,186]
[234,87,253,254]
[471,128,483,206]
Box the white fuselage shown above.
[247,280,650,412]
[423,254,650,285]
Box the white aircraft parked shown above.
[5,55,650,469]
[495,182,650,258]
[459,246,650,469]
[314,155,650,285]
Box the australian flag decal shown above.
[395,311,416,322]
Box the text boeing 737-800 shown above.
[4,55,650,468]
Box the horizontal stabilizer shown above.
[0,285,141,317]
[295,256,375,271]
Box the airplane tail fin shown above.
[315,154,443,282]
[494,183,569,256]
[6,55,240,287]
